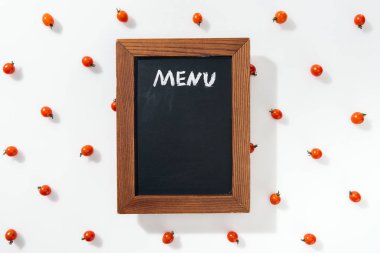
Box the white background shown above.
[1,0,379,252]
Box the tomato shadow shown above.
[48,190,59,202]
[91,234,103,248]
[89,150,101,163]
[362,21,373,33]
[279,18,296,31]
[169,234,182,250]
[137,56,278,234]
[11,67,23,81]
[356,119,372,131]
[14,150,26,163]
[52,19,63,34]
[199,19,210,32]
[123,16,137,29]
[89,63,102,74]
[14,233,25,249]
[311,240,324,251]
[316,155,330,166]
[318,71,332,84]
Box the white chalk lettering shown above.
[153,70,216,87]
[153,70,175,87]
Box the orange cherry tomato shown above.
[250,143,257,153]
[250,64,257,76]
[82,231,95,242]
[302,233,316,245]
[349,191,361,202]
[38,185,52,196]
[116,9,128,22]
[82,56,95,67]
[270,109,282,120]
[162,231,174,244]
[310,64,323,76]
[273,11,287,24]
[193,13,203,25]
[80,145,94,157]
[354,14,365,29]
[308,148,322,159]
[351,112,365,124]
[111,99,116,111]
[270,191,281,205]
[3,146,18,157]
[42,13,54,28]
[5,229,17,245]
[3,61,15,74]
[41,106,53,118]
[227,231,239,244]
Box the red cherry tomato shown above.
[351,112,365,124]
[307,148,322,159]
[116,9,128,22]
[80,145,94,156]
[302,233,316,245]
[38,185,52,196]
[273,11,287,24]
[80,145,94,157]
[250,143,257,153]
[162,231,174,244]
[193,13,203,25]
[270,109,282,120]
[82,56,95,67]
[111,99,116,111]
[310,64,323,76]
[227,231,239,244]
[3,146,18,157]
[349,191,361,202]
[270,191,281,205]
[5,229,17,245]
[41,106,53,118]
[42,13,54,28]
[354,14,365,29]
[82,231,95,242]
[250,64,257,76]
[3,62,15,74]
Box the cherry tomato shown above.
[310,64,323,76]
[193,13,203,26]
[80,145,94,157]
[3,146,18,157]
[351,112,366,124]
[250,64,257,76]
[82,231,95,242]
[270,109,282,120]
[3,61,15,74]
[82,56,95,67]
[111,99,116,111]
[41,106,53,118]
[349,191,361,202]
[273,11,287,24]
[307,148,322,159]
[250,143,257,153]
[354,14,365,29]
[5,229,17,245]
[162,231,174,244]
[116,8,128,22]
[42,13,54,28]
[270,191,281,205]
[227,231,239,244]
[302,233,316,245]
[38,185,51,196]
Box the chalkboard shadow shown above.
[137,56,278,234]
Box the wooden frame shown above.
[117,38,250,214]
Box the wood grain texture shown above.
[116,38,250,214]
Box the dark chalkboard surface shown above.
[135,56,232,195]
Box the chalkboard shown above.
[117,38,250,213]
[135,56,232,195]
